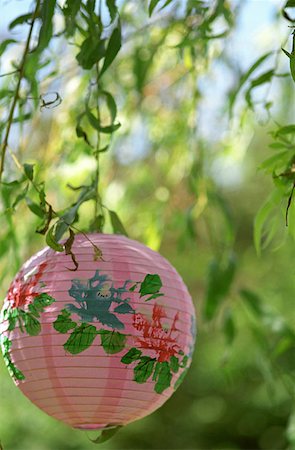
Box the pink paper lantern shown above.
[0,233,196,430]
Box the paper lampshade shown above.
[0,233,196,430]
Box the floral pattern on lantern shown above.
[120,304,190,394]
[1,262,55,380]
[0,233,196,430]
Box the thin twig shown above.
[0,0,41,183]
[94,62,101,222]
[286,182,295,226]
[0,70,19,78]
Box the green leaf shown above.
[76,124,91,147]
[76,36,106,70]
[0,39,17,57]
[169,355,180,373]
[180,355,188,368]
[64,323,98,354]
[9,13,33,30]
[86,108,100,130]
[53,219,70,243]
[24,313,41,336]
[129,283,138,292]
[228,52,272,115]
[86,104,120,134]
[285,0,295,6]
[103,91,117,122]
[53,309,77,333]
[12,112,33,124]
[37,0,56,52]
[275,124,295,137]
[134,357,156,383]
[174,367,189,390]
[154,361,172,393]
[204,254,236,321]
[152,361,161,381]
[46,224,64,252]
[1,335,11,353]
[54,185,96,241]
[240,289,264,317]
[149,0,161,16]
[106,0,118,21]
[109,210,128,236]
[12,183,29,208]
[99,330,126,354]
[90,426,122,444]
[89,214,105,233]
[100,24,121,78]
[3,308,20,331]
[1,336,26,381]
[223,309,236,345]
[36,205,53,235]
[63,0,82,36]
[254,190,282,255]
[139,274,163,298]
[98,123,121,134]
[150,0,175,16]
[121,347,142,364]
[258,151,289,172]
[32,293,55,310]
[23,163,34,181]
[9,364,26,381]
[26,197,44,218]
[28,294,55,318]
[268,142,288,150]
[95,145,109,154]
[144,292,164,302]
[251,69,275,88]
[245,69,275,108]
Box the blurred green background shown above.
[1,1,295,449]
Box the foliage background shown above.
[1,0,295,449]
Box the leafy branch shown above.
[0,0,41,183]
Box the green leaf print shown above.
[180,355,189,368]
[169,355,180,373]
[5,308,20,331]
[121,347,142,364]
[2,307,25,332]
[64,323,98,354]
[3,293,55,337]
[29,293,55,315]
[133,356,156,383]
[139,274,163,300]
[154,361,172,394]
[144,293,164,302]
[99,330,126,354]
[1,336,25,381]
[24,313,41,336]
[53,309,77,334]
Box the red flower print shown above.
[7,262,47,309]
[133,303,180,362]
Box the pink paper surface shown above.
[0,233,196,430]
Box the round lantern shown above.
[0,233,196,431]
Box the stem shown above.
[0,70,19,78]
[0,0,41,183]
[94,62,101,221]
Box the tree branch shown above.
[0,0,41,183]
